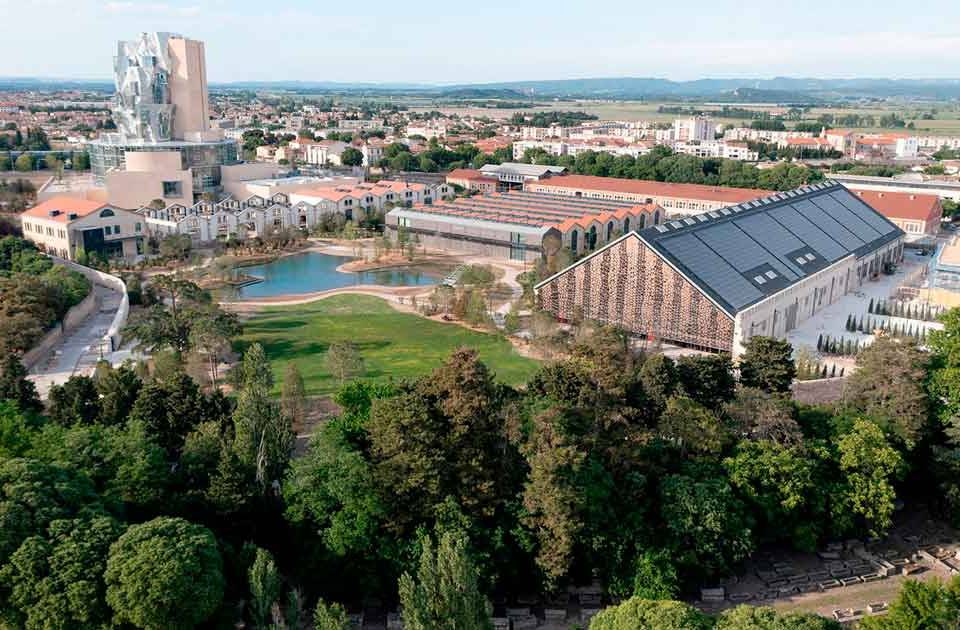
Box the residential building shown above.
[446,168,499,193]
[673,116,714,142]
[536,182,904,356]
[850,189,942,239]
[141,180,451,241]
[22,196,144,260]
[524,174,770,217]
[406,123,448,139]
[672,140,758,161]
[385,190,666,261]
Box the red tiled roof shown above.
[23,197,107,223]
[530,174,770,204]
[446,168,497,183]
[850,189,942,223]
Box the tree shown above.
[47,375,100,426]
[0,458,103,565]
[284,421,386,558]
[833,420,903,537]
[859,576,960,629]
[340,147,364,167]
[724,387,801,445]
[724,440,829,550]
[313,599,351,630]
[676,354,735,408]
[95,362,142,426]
[738,336,796,393]
[188,306,240,387]
[629,549,680,601]
[398,529,490,630]
[105,517,225,630]
[639,353,678,411]
[128,371,207,456]
[657,396,729,456]
[239,342,274,390]
[715,604,841,629]
[844,336,930,450]
[589,598,712,630]
[325,341,365,384]
[0,352,41,412]
[660,472,754,576]
[281,362,307,429]
[1,515,124,629]
[249,547,282,629]
[14,153,33,171]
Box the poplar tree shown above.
[398,530,491,630]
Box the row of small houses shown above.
[140,180,453,241]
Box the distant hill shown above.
[3,76,960,100]
[441,77,960,99]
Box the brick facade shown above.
[538,234,735,351]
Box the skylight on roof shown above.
[804,253,815,261]
[654,225,669,233]
[707,211,719,218]
[683,218,696,225]
[765,270,777,279]
[696,215,708,222]
[795,257,806,265]
[669,221,683,228]
[719,208,732,215]
[754,275,766,284]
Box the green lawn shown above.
[237,294,540,396]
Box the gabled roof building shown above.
[535,182,905,356]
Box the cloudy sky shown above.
[1,0,958,83]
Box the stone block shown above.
[511,614,537,630]
[491,618,510,630]
[841,576,862,587]
[505,607,530,618]
[700,587,725,602]
[819,579,841,591]
[544,608,566,622]
[867,602,888,613]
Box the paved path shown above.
[28,285,121,398]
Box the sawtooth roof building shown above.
[385,190,665,262]
[524,174,771,217]
[535,181,905,356]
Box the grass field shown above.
[237,294,540,396]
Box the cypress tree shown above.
[845,314,852,332]
[817,334,823,352]
[831,364,837,377]
[858,315,864,332]
[868,298,874,314]
[840,367,845,377]
[821,365,828,378]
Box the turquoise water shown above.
[232,252,438,298]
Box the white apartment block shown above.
[916,135,960,150]
[723,127,815,143]
[139,181,454,242]
[405,123,449,139]
[672,141,759,161]
[673,116,714,142]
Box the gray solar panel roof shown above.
[635,182,904,315]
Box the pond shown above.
[228,252,439,299]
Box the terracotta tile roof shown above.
[530,174,770,204]
[23,197,107,223]
[850,189,942,223]
[446,168,498,183]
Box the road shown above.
[28,284,121,398]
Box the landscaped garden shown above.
[236,293,540,396]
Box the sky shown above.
[1,0,959,84]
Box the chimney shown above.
[67,213,78,220]
[48,209,60,217]
[878,193,884,198]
